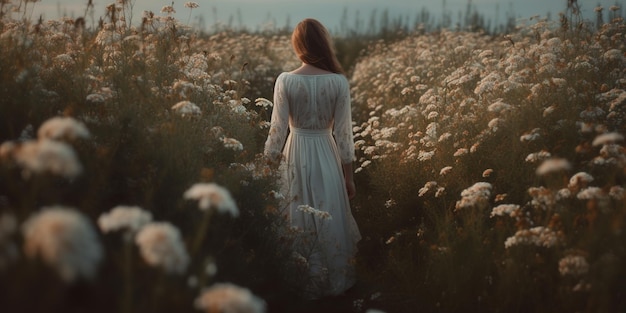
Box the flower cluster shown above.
[184,183,240,217]
[455,182,492,211]
[194,282,266,313]
[296,205,332,220]
[22,206,104,282]
[135,222,190,274]
[504,226,561,249]
[558,254,590,277]
[98,206,153,234]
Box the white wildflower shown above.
[488,118,500,130]
[558,255,589,276]
[86,93,106,104]
[98,206,153,234]
[528,186,556,210]
[609,186,624,200]
[22,206,103,282]
[592,132,624,147]
[453,148,468,157]
[439,166,453,176]
[255,97,273,109]
[504,226,560,248]
[490,204,520,218]
[384,199,396,208]
[172,101,202,116]
[184,2,199,9]
[37,117,90,141]
[418,181,437,197]
[520,128,541,142]
[184,183,239,217]
[580,107,605,120]
[297,205,332,220]
[577,187,607,200]
[556,188,572,201]
[603,49,624,63]
[487,100,511,113]
[455,182,492,210]
[536,158,571,176]
[438,132,451,142]
[418,150,435,161]
[135,222,189,274]
[222,137,244,151]
[435,187,446,198]
[525,151,551,163]
[543,105,556,117]
[14,140,83,179]
[568,172,594,189]
[161,5,176,14]
[194,283,266,313]
[482,169,494,177]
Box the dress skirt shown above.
[279,127,361,298]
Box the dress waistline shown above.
[290,127,332,136]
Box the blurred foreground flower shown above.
[22,206,103,282]
[536,158,571,176]
[8,139,83,179]
[592,132,624,146]
[135,222,190,274]
[194,282,266,313]
[98,205,153,234]
[184,183,239,217]
[37,116,91,141]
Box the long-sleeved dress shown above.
[264,72,361,298]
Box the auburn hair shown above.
[291,18,345,74]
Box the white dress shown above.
[264,72,361,297]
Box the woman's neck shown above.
[291,63,333,75]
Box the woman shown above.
[264,18,361,299]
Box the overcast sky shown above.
[26,0,625,32]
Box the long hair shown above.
[291,18,344,74]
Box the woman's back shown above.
[277,72,349,130]
[268,72,354,164]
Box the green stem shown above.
[191,209,213,257]
[123,232,133,313]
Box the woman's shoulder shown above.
[280,71,346,80]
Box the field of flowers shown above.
[0,1,309,312]
[0,0,625,312]
[350,8,626,313]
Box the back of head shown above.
[291,18,344,74]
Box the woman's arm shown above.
[264,74,289,164]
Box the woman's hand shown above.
[342,163,356,199]
[345,178,356,199]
